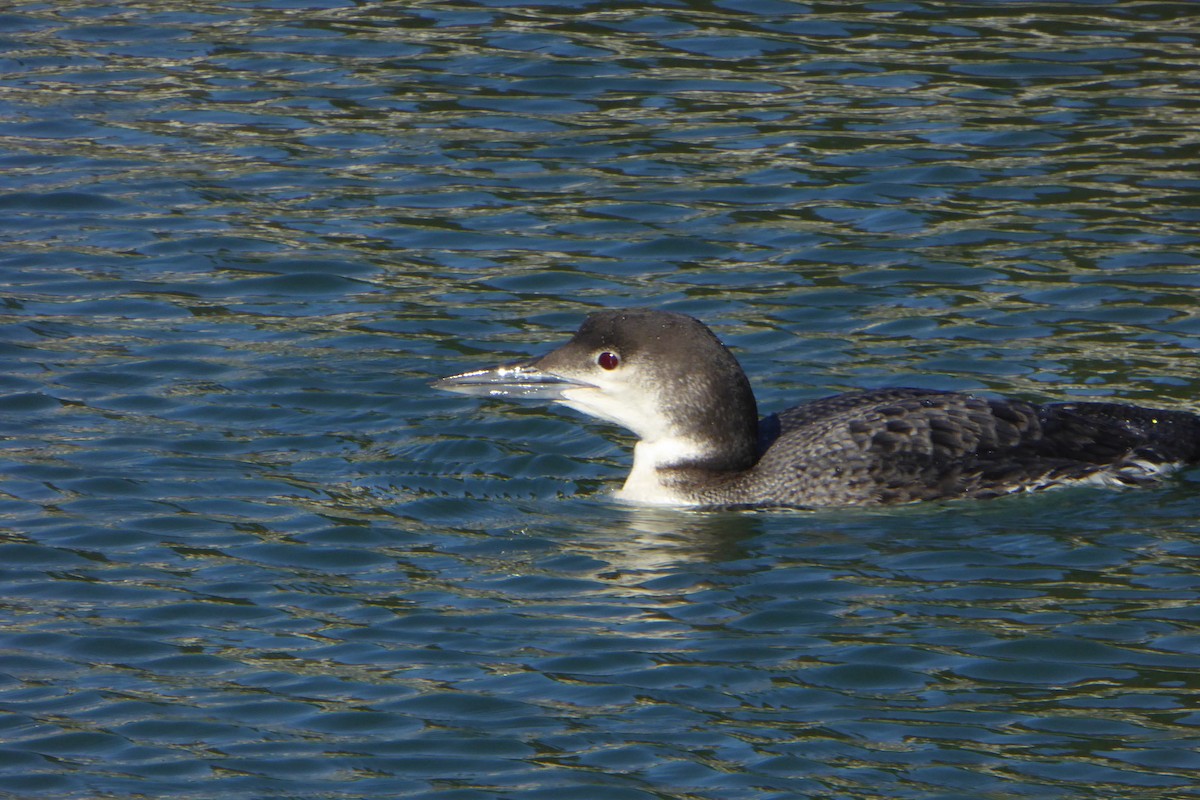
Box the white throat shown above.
[613,438,708,506]
[552,386,716,507]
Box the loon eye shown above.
[597,351,620,370]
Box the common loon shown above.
[434,308,1200,508]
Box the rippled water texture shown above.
[2,1,1200,798]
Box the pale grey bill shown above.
[432,364,592,400]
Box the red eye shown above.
[597,351,620,370]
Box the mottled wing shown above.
[754,389,1200,506]
[755,389,1031,504]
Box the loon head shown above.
[435,309,760,502]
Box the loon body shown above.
[435,309,1200,508]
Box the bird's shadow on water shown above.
[308,453,1200,591]
[532,473,1200,577]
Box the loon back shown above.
[721,388,1200,506]
[435,309,1200,508]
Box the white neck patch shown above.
[613,439,710,506]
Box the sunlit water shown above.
[2,2,1200,798]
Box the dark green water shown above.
[2,1,1200,798]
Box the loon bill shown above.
[434,308,1200,508]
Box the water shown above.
[2,1,1200,798]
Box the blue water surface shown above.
[2,1,1200,798]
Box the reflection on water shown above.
[2,1,1200,798]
